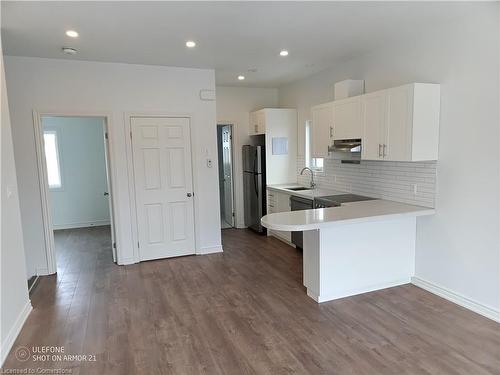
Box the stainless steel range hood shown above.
[328,139,362,164]
[328,139,362,153]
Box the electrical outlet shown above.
[207,159,213,168]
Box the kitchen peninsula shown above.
[261,200,434,303]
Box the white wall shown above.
[42,116,110,229]
[5,56,221,272]
[279,3,500,313]
[1,49,31,365]
[216,86,278,227]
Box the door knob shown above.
[187,193,192,197]
[104,192,109,196]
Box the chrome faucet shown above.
[300,167,316,188]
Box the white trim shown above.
[309,278,411,303]
[117,257,138,265]
[52,220,111,230]
[412,277,500,323]
[198,245,223,255]
[0,300,32,366]
[35,267,49,276]
[32,111,57,274]
[32,110,117,273]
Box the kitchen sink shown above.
[286,187,313,191]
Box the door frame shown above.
[32,110,117,274]
[217,123,236,227]
[124,112,199,260]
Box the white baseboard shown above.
[198,245,223,255]
[1,300,32,366]
[412,277,500,323]
[117,256,138,265]
[35,267,50,276]
[309,278,411,303]
[53,220,111,230]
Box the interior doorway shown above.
[217,124,235,229]
[35,114,116,275]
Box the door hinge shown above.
[232,212,235,217]
[130,131,133,139]
[105,132,109,140]
[113,242,116,249]
[138,241,140,248]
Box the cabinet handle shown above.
[330,126,333,138]
[378,144,382,157]
[383,144,387,157]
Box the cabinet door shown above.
[276,192,291,213]
[257,111,266,134]
[361,91,387,160]
[332,97,362,140]
[249,112,258,135]
[311,103,334,157]
[386,85,413,161]
[275,192,291,242]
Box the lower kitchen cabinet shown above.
[267,189,292,244]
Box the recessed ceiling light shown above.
[186,40,196,48]
[66,30,79,38]
[237,75,245,81]
[280,50,289,57]
[62,47,77,55]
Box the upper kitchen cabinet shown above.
[311,102,334,158]
[249,109,269,135]
[332,96,362,140]
[311,96,363,157]
[361,83,440,161]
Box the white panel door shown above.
[131,117,195,261]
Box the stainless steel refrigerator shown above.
[243,145,266,233]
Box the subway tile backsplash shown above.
[297,156,437,208]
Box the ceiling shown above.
[1,1,470,88]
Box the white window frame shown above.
[43,129,64,190]
[304,120,325,173]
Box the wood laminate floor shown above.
[3,227,500,374]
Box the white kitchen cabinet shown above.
[248,109,269,135]
[361,91,387,160]
[249,111,259,135]
[332,96,362,140]
[311,97,362,157]
[249,108,297,184]
[361,83,440,161]
[266,189,291,243]
[311,103,334,158]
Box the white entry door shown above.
[131,117,195,261]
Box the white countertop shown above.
[266,184,346,200]
[261,199,435,231]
